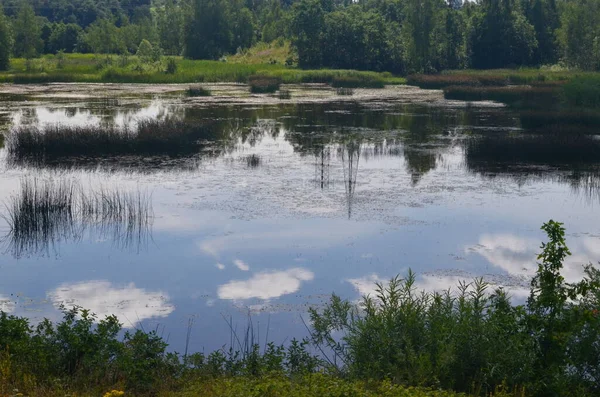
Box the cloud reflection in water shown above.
[49,280,175,327]
[218,268,314,300]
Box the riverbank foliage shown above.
[0,0,600,76]
[0,53,400,86]
[1,221,599,396]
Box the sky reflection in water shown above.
[1,92,600,352]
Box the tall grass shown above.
[2,177,152,257]
[6,119,216,160]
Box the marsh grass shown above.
[562,75,600,108]
[0,54,403,85]
[249,75,281,93]
[6,119,216,160]
[2,178,152,258]
[443,85,560,107]
[278,89,292,100]
[519,110,600,132]
[336,87,354,96]
[186,85,212,97]
[331,75,385,88]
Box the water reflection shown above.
[49,280,174,327]
[218,268,314,301]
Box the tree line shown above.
[0,0,599,73]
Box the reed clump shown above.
[186,85,212,97]
[248,75,281,93]
[443,85,559,107]
[2,178,152,258]
[278,88,292,99]
[336,87,354,96]
[6,119,216,160]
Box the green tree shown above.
[12,3,43,58]
[557,0,600,70]
[0,9,11,70]
[184,0,231,60]
[229,2,255,53]
[468,0,538,69]
[84,19,125,54]
[136,38,153,63]
[157,0,183,55]
[291,0,325,68]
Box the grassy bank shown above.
[1,221,599,397]
[0,53,404,86]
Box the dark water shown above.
[1,88,600,353]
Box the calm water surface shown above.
[1,85,599,353]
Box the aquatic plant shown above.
[278,89,292,100]
[6,118,216,160]
[561,75,600,108]
[186,85,211,97]
[2,177,152,258]
[248,75,281,93]
[335,87,354,96]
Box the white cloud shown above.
[216,263,226,270]
[49,280,175,327]
[218,268,314,300]
[0,295,15,313]
[466,233,600,283]
[234,259,250,271]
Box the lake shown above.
[1,83,599,354]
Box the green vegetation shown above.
[249,75,281,93]
[336,87,354,96]
[5,118,216,160]
[0,0,599,79]
[4,178,152,258]
[562,76,600,109]
[186,85,212,97]
[1,221,599,396]
[0,53,400,86]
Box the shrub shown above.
[165,57,178,74]
[309,221,600,396]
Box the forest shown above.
[0,0,599,74]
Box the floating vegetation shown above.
[186,85,212,97]
[248,75,281,93]
[2,177,152,258]
[443,85,559,108]
[278,89,292,100]
[336,87,354,96]
[6,118,216,161]
[245,154,261,168]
